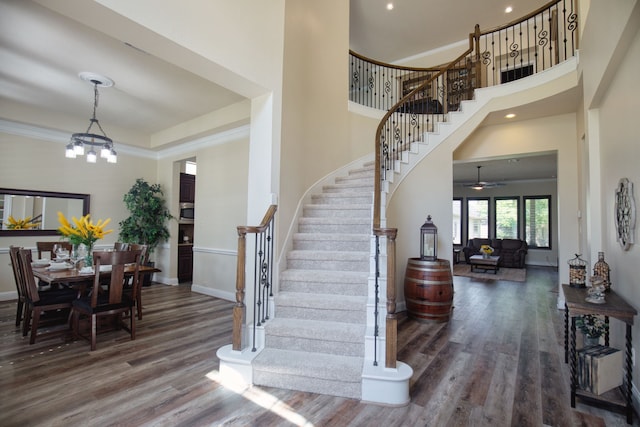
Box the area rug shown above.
[452,263,527,282]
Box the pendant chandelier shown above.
[65,72,117,163]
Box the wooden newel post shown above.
[385,229,398,369]
[232,228,247,351]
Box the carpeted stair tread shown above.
[298,217,371,225]
[266,317,365,343]
[293,232,369,241]
[322,182,374,193]
[311,193,373,205]
[275,292,367,311]
[280,269,368,283]
[279,269,368,296]
[287,250,369,261]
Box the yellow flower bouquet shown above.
[480,244,494,256]
[5,214,41,230]
[57,212,113,247]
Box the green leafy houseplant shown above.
[576,314,608,338]
[119,178,173,259]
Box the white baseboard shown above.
[191,284,234,302]
[0,291,17,301]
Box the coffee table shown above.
[469,255,500,274]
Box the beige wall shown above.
[0,132,156,295]
[192,138,249,299]
[277,0,351,256]
[588,3,640,388]
[348,109,383,160]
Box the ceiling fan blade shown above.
[459,166,506,189]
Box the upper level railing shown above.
[349,0,578,230]
[232,205,277,352]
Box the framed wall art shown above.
[614,178,636,250]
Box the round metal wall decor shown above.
[614,178,636,250]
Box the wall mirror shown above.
[0,188,90,236]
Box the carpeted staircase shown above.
[252,162,374,399]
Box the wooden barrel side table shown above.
[404,257,453,323]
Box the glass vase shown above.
[75,243,92,269]
[593,251,611,291]
[84,243,94,267]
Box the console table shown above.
[563,284,637,424]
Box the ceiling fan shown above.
[463,166,506,190]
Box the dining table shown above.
[32,263,161,286]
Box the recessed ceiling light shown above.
[387,3,394,11]
[505,113,516,119]
[505,6,513,13]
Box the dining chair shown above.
[9,246,27,327]
[17,248,77,344]
[114,242,129,251]
[127,244,148,320]
[71,249,142,351]
[36,241,72,260]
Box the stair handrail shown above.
[372,36,476,228]
[371,36,476,369]
[233,204,277,351]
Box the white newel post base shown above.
[361,361,413,406]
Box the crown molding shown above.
[0,119,249,160]
[155,125,250,159]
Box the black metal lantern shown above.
[420,215,438,261]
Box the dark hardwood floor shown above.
[0,267,637,426]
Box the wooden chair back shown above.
[9,246,26,326]
[17,249,42,304]
[36,241,72,259]
[125,244,148,320]
[9,246,25,298]
[128,244,148,265]
[90,250,142,308]
[18,249,77,344]
[114,242,129,251]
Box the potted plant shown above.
[119,179,173,283]
[576,314,608,346]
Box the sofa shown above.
[462,238,528,268]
